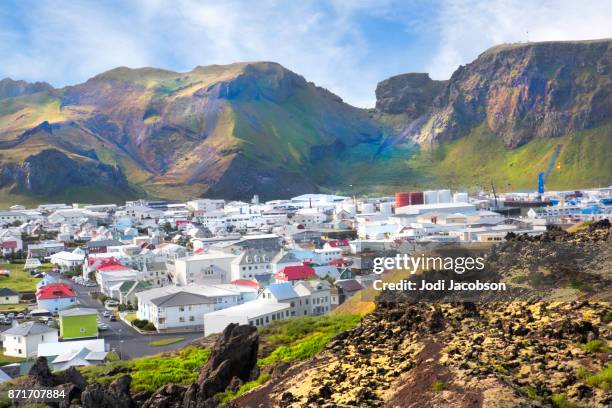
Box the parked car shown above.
[7,313,15,319]
[97,323,109,331]
[0,317,7,325]
[103,311,111,318]
[16,313,25,319]
[0,313,5,320]
[109,315,117,322]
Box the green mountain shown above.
[0,39,610,205]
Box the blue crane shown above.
[538,144,562,194]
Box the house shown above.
[330,279,364,307]
[275,264,317,283]
[0,211,26,226]
[51,347,108,371]
[230,250,275,281]
[58,308,98,339]
[97,268,139,298]
[0,233,22,254]
[86,239,123,254]
[136,284,257,331]
[36,274,60,290]
[49,250,86,270]
[323,239,351,254]
[38,338,106,370]
[204,279,331,335]
[116,280,152,306]
[36,283,78,311]
[171,252,236,285]
[0,288,19,304]
[294,280,332,315]
[1,322,58,358]
[27,241,65,259]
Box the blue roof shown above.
[289,249,316,261]
[266,283,298,300]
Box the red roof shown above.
[329,258,346,266]
[231,279,259,288]
[36,283,76,300]
[98,263,130,272]
[327,239,349,247]
[277,265,317,281]
[88,256,117,266]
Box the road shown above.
[50,273,204,359]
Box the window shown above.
[189,316,195,322]
[179,306,185,312]
[265,316,269,323]
[285,311,289,317]
[304,310,308,315]
[179,317,185,323]
[271,314,276,321]
[290,302,294,307]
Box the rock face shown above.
[142,323,259,408]
[81,375,135,408]
[0,78,53,99]
[0,148,129,196]
[375,73,446,117]
[377,39,612,148]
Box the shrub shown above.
[431,381,447,392]
[581,339,610,353]
[602,312,612,324]
[522,385,542,401]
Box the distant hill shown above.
[0,39,610,204]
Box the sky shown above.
[1,0,611,107]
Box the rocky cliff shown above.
[375,73,446,118]
[382,39,612,148]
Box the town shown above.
[0,186,609,382]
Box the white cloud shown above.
[428,0,612,79]
[1,1,611,107]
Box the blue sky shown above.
[1,0,611,107]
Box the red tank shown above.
[409,191,424,205]
[395,192,410,208]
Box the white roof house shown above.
[1,322,59,358]
[204,301,290,336]
[51,347,108,371]
[38,338,105,358]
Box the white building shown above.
[136,284,256,331]
[49,250,86,270]
[172,252,236,285]
[1,322,58,358]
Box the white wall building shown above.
[1,322,58,358]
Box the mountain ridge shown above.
[0,39,610,204]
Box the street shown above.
[51,273,204,359]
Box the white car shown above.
[97,323,109,331]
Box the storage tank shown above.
[409,191,424,205]
[395,192,411,208]
[424,190,438,204]
[453,192,469,203]
[361,203,375,213]
[437,189,452,204]
[380,202,393,215]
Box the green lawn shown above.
[148,337,185,347]
[0,352,27,366]
[0,262,50,292]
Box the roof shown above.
[58,307,97,317]
[2,321,57,336]
[38,339,105,357]
[277,265,317,281]
[50,251,85,261]
[335,279,364,292]
[266,283,298,300]
[97,262,130,272]
[135,284,241,307]
[230,279,259,288]
[0,288,18,296]
[327,239,349,247]
[205,300,289,318]
[36,283,76,300]
[86,239,123,248]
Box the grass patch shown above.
[585,364,612,391]
[551,394,578,408]
[0,262,53,292]
[602,312,612,324]
[149,337,185,347]
[522,385,543,401]
[581,339,610,353]
[79,346,210,393]
[258,315,360,366]
[215,373,271,404]
[431,380,447,392]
